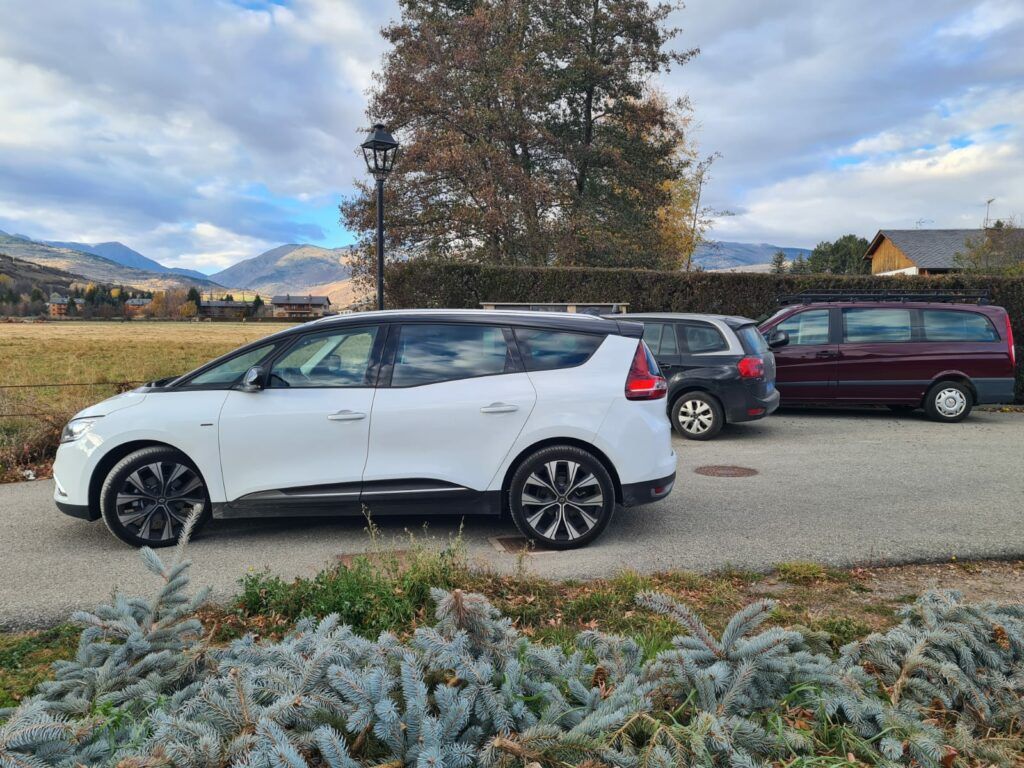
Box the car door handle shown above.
[815,351,836,359]
[480,402,519,414]
[327,410,366,421]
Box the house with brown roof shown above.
[864,229,982,275]
[270,294,331,319]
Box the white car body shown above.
[53,310,676,544]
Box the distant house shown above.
[270,294,331,319]
[864,229,982,275]
[198,299,252,320]
[124,297,152,317]
[47,294,85,317]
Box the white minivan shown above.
[53,310,676,549]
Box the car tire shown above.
[671,391,724,440]
[923,381,973,423]
[508,445,615,550]
[100,446,211,548]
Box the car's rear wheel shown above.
[100,446,211,547]
[671,391,724,440]
[508,445,615,550]
[924,381,973,423]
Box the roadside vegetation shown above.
[0,321,288,481]
[3,524,1022,767]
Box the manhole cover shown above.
[694,465,758,478]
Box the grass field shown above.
[0,321,293,479]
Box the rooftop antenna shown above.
[984,198,996,227]
[914,218,933,229]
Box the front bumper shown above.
[622,471,676,507]
[56,500,95,520]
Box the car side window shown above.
[776,310,830,346]
[187,343,277,387]
[679,323,727,354]
[270,327,378,388]
[391,324,514,387]
[843,309,912,343]
[922,310,999,342]
[514,328,604,371]
[642,323,678,356]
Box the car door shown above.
[642,321,683,376]
[835,307,917,402]
[217,325,382,508]
[768,308,837,401]
[361,322,536,510]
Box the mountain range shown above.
[1,227,810,307]
[694,241,811,271]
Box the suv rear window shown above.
[735,325,768,354]
[922,310,999,342]
[514,329,604,371]
[642,323,679,356]
[843,308,912,343]
[679,323,728,353]
[392,324,514,386]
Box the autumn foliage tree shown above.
[342,0,700,284]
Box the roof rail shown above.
[777,289,990,306]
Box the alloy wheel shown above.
[519,460,604,542]
[115,461,205,542]
[934,387,967,419]
[677,399,715,435]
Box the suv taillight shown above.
[625,341,667,400]
[1005,314,1016,368]
[737,356,765,379]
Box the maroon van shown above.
[759,291,1017,422]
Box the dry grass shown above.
[0,320,293,480]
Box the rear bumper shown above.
[622,471,676,507]
[973,377,1016,405]
[724,386,780,423]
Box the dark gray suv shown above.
[620,313,788,439]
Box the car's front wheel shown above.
[508,446,615,550]
[100,446,211,547]
[924,380,973,423]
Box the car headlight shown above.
[60,417,101,444]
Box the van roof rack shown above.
[777,289,990,306]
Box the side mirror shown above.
[766,330,790,349]
[240,366,266,392]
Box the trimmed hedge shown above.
[386,261,1024,400]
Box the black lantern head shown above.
[361,123,399,179]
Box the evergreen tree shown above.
[186,287,202,305]
[770,250,788,273]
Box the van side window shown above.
[843,309,912,343]
[514,329,604,371]
[776,310,830,345]
[392,324,514,387]
[922,310,999,342]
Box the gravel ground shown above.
[1,407,1022,628]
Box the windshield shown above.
[756,308,790,327]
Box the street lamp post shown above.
[360,124,399,311]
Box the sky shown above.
[0,0,1022,274]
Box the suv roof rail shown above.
[777,289,990,306]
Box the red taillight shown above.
[737,356,765,379]
[1005,314,1016,368]
[625,342,667,400]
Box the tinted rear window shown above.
[514,329,604,371]
[392,324,514,386]
[922,310,999,342]
[736,325,768,354]
[843,308,912,343]
[641,323,679,356]
[679,323,728,353]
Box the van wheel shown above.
[508,446,615,550]
[100,446,211,547]
[671,392,724,440]
[924,381,973,423]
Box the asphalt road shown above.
[2,408,1023,628]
